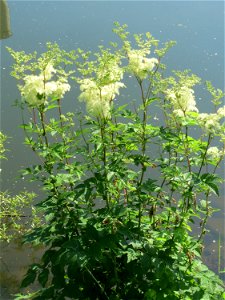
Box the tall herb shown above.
[5,23,225,299]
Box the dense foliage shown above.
[6,23,225,299]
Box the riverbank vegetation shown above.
[0,132,40,242]
[4,23,225,299]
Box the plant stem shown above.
[57,99,63,128]
[84,266,109,300]
[197,133,212,177]
[32,108,36,124]
[185,125,191,173]
[138,80,147,184]
[79,118,89,152]
[197,190,210,242]
[57,99,70,165]
[40,110,48,147]
[24,108,44,155]
[137,80,148,234]
[99,118,109,209]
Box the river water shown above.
[0,1,224,298]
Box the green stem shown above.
[57,99,63,128]
[185,125,191,173]
[197,133,212,177]
[139,80,147,183]
[145,57,160,100]
[32,108,36,124]
[137,80,148,234]
[197,190,210,242]
[25,107,44,155]
[79,118,89,152]
[40,109,48,147]
[99,118,109,209]
[84,266,109,300]
[79,118,98,179]
[57,99,70,165]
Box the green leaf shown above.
[38,286,55,299]
[200,200,207,209]
[127,247,138,263]
[207,182,219,196]
[107,171,115,181]
[144,289,157,300]
[200,173,220,196]
[142,178,158,192]
[14,292,40,300]
[146,97,159,105]
[20,264,39,288]
[38,268,49,287]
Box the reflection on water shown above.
[0,0,224,297]
[203,198,225,280]
[0,0,12,40]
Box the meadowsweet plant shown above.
[7,23,225,299]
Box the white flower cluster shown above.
[43,63,56,80]
[98,60,123,83]
[217,105,225,118]
[20,63,70,107]
[197,113,220,134]
[79,78,125,118]
[206,146,224,161]
[165,86,198,116]
[197,106,225,134]
[127,49,158,80]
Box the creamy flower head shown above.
[42,63,56,80]
[197,113,221,134]
[217,105,225,119]
[165,86,198,116]
[79,78,125,118]
[21,71,70,107]
[197,105,225,134]
[206,146,224,161]
[127,49,158,80]
[52,81,71,99]
[21,75,46,106]
[98,61,123,83]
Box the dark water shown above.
[1,1,224,298]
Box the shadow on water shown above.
[0,240,44,299]
[203,199,225,281]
